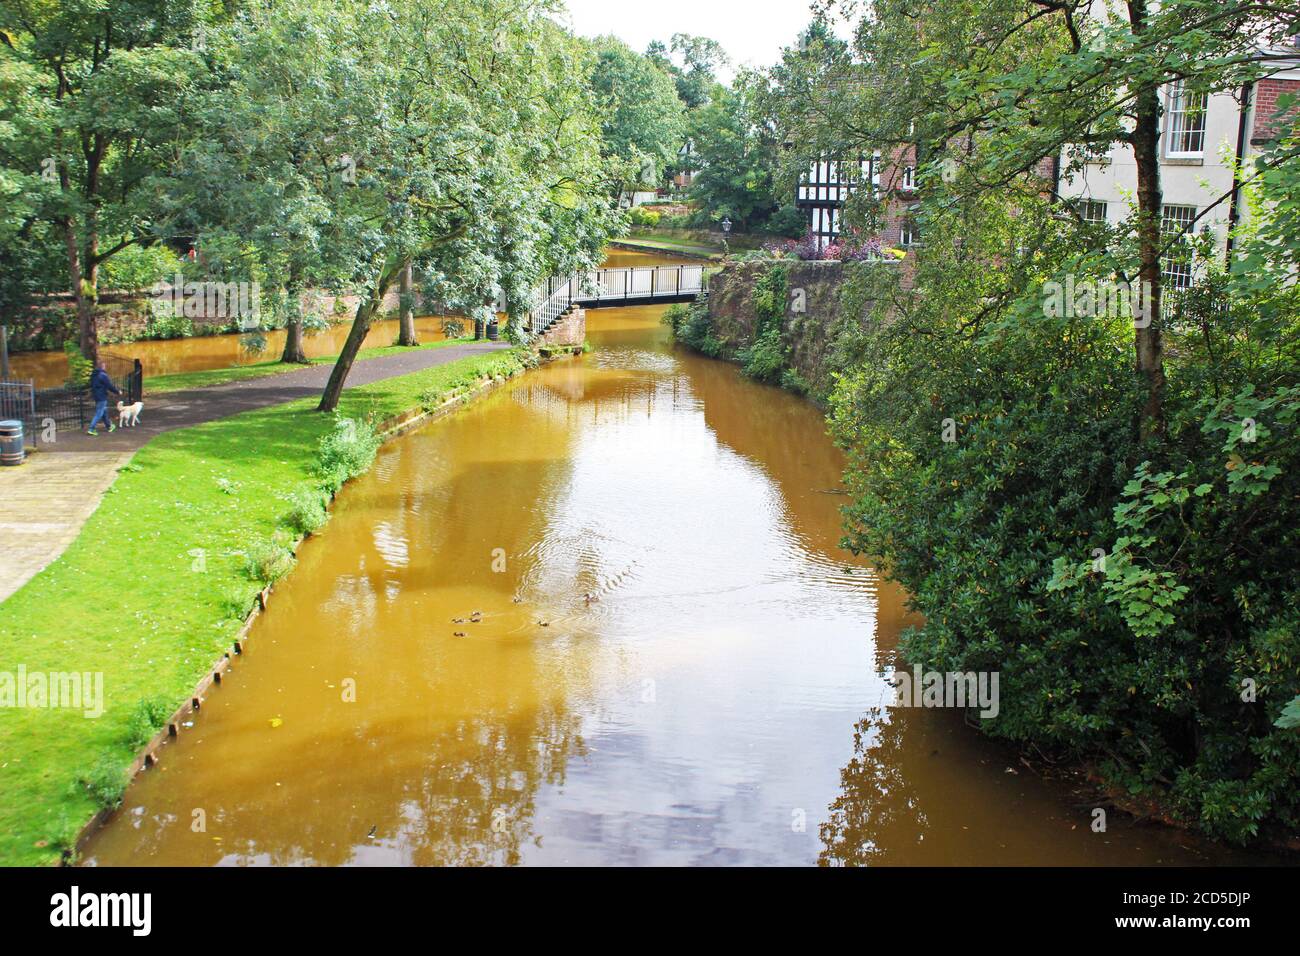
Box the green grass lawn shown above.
[0,347,528,866]
[144,337,474,394]
[619,233,725,259]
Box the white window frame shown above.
[900,217,919,248]
[1076,199,1107,224]
[1161,204,1198,291]
[1165,81,1207,158]
[900,165,916,191]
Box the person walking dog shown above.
[87,361,120,436]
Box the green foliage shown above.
[827,176,1300,844]
[282,487,329,536]
[586,35,686,192]
[101,243,183,293]
[739,266,789,383]
[314,416,380,495]
[242,531,297,585]
[741,326,786,383]
[779,367,809,395]
[62,342,92,388]
[125,696,173,748]
[628,206,661,227]
[80,758,128,811]
[686,74,789,232]
[143,309,196,340]
[663,299,722,358]
[0,0,213,343]
[1278,697,1300,731]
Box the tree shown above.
[0,0,212,363]
[784,0,1300,434]
[316,0,617,411]
[687,73,784,230]
[163,0,380,364]
[586,36,685,197]
[657,33,730,110]
[790,1,1300,841]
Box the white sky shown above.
[556,0,855,79]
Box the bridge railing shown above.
[521,264,707,333]
[581,265,706,303]
[525,275,580,335]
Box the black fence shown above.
[0,354,142,440]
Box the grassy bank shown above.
[144,338,473,394]
[0,347,530,866]
[618,234,724,259]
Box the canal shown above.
[82,252,1246,866]
[8,315,459,390]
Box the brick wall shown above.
[1252,78,1300,144]
[537,307,586,348]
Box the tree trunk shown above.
[397,263,418,346]
[1129,0,1165,437]
[78,258,100,366]
[318,265,402,413]
[280,284,309,364]
[62,219,97,367]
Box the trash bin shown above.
[0,420,24,466]
[486,319,499,341]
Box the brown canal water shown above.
[8,315,458,390]
[82,253,1248,866]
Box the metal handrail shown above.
[523,265,707,332]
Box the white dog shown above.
[117,400,144,427]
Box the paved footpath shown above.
[0,341,510,601]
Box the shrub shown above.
[282,487,329,536]
[80,758,128,810]
[242,531,296,584]
[441,317,468,339]
[221,587,257,621]
[828,249,1300,844]
[628,206,661,227]
[101,242,183,294]
[740,326,786,383]
[125,696,173,748]
[739,266,789,384]
[315,416,380,494]
[663,300,722,358]
[780,367,810,395]
[143,310,196,340]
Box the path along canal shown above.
[82,252,1249,866]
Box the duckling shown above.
[538,620,549,627]
[469,611,483,623]
[583,592,598,605]
[453,631,467,638]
